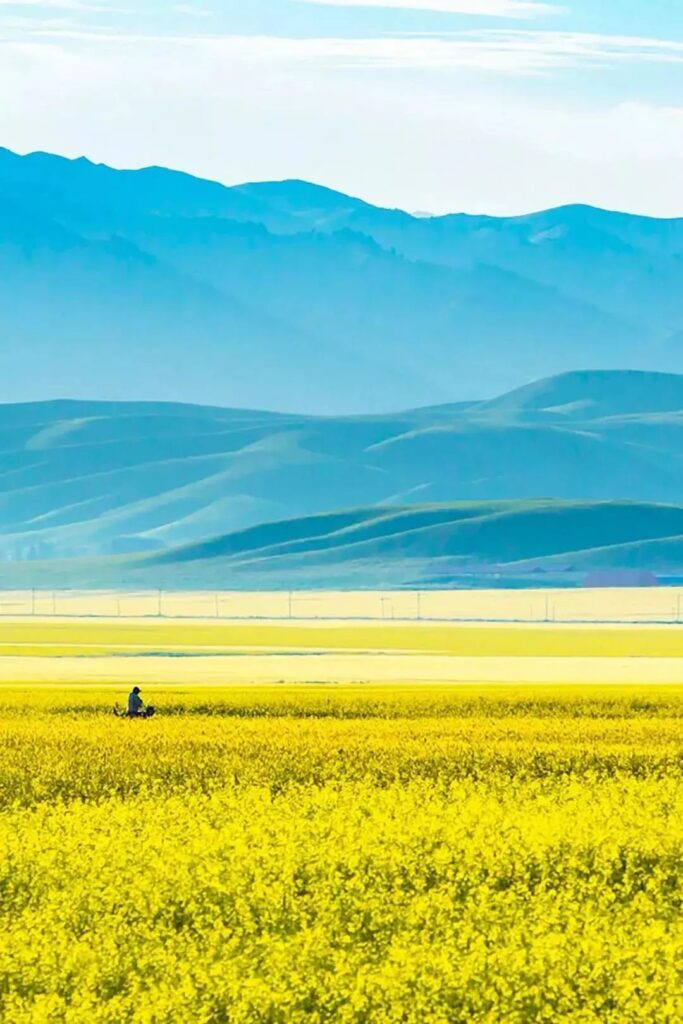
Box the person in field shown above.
[128,686,144,717]
[112,686,156,719]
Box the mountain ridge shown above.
[6,147,681,227]
[2,146,683,412]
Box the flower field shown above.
[2,681,683,1022]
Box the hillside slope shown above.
[5,500,682,590]
[146,500,683,573]
[3,370,683,561]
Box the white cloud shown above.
[0,1,93,7]
[191,31,683,73]
[6,23,683,74]
[299,0,557,17]
[171,3,212,15]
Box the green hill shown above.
[5,500,683,590]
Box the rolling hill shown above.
[2,147,683,412]
[145,499,683,578]
[3,369,683,566]
[4,499,683,590]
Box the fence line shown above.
[0,589,682,626]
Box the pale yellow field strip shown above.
[0,616,681,631]
[2,609,683,687]
[3,654,683,686]
[2,586,683,624]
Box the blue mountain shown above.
[2,147,682,413]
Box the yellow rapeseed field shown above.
[3,672,683,1023]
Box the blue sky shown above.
[1,1,682,214]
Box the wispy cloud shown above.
[2,0,683,81]
[11,27,683,75]
[201,31,683,73]
[0,1,93,7]
[171,3,213,15]
[299,0,557,17]
[0,0,109,11]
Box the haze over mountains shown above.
[2,147,683,413]
[3,370,683,581]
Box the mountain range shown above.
[3,147,683,414]
[3,369,683,575]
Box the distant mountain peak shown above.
[1,146,682,416]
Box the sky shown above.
[1,0,682,215]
